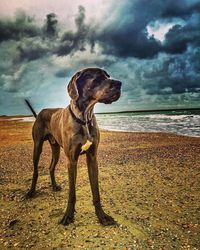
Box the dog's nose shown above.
[113,80,122,90]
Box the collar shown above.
[69,105,93,126]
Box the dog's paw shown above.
[59,214,74,226]
[52,185,62,192]
[98,212,116,226]
[24,190,36,199]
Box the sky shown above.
[0,0,200,115]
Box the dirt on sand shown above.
[0,117,200,249]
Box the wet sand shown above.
[0,117,200,249]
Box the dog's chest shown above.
[73,123,97,144]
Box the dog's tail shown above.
[24,99,37,118]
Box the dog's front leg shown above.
[60,156,77,226]
[86,149,116,226]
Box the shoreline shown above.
[101,128,200,138]
[1,115,200,139]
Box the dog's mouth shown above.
[99,90,121,104]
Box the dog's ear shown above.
[67,71,81,100]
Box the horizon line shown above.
[95,107,200,114]
[1,107,200,117]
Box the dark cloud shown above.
[55,6,93,56]
[98,29,162,59]
[95,0,162,58]
[163,14,200,54]
[95,0,200,59]
[161,0,200,18]
[1,6,94,61]
[0,1,199,60]
[140,48,200,96]
[0,10,51,63]
[0,10,40,42]
[44,13,58,37]
[16,41,49,62]
[164,25,190,54]
[1,1,199,61]
[0,10,59,63]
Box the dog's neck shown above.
[70,99,97,142]
[70,99,97,123]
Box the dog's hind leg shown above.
[26,139,44,198]
[49,142,61,191]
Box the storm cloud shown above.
[0,10,41,42]
[55,6,94,56]
[0,0,200,115]
[95,0,200,58]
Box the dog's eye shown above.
[96,76,105,82]
[92,76,106,87]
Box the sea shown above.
[8,109,200,137]
[96,110,200,137]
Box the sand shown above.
[0,117,200,249]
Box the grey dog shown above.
[26,68,122,226]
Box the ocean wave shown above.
[96,113,200,137]
[136,114,192,120]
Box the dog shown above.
[26,68,122,226]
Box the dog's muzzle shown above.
[99,80,122,104]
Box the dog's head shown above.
[67,68,122,104]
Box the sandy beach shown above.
[0,117,200,249]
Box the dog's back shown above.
[32,108,64,143]
[35,108,62,125]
